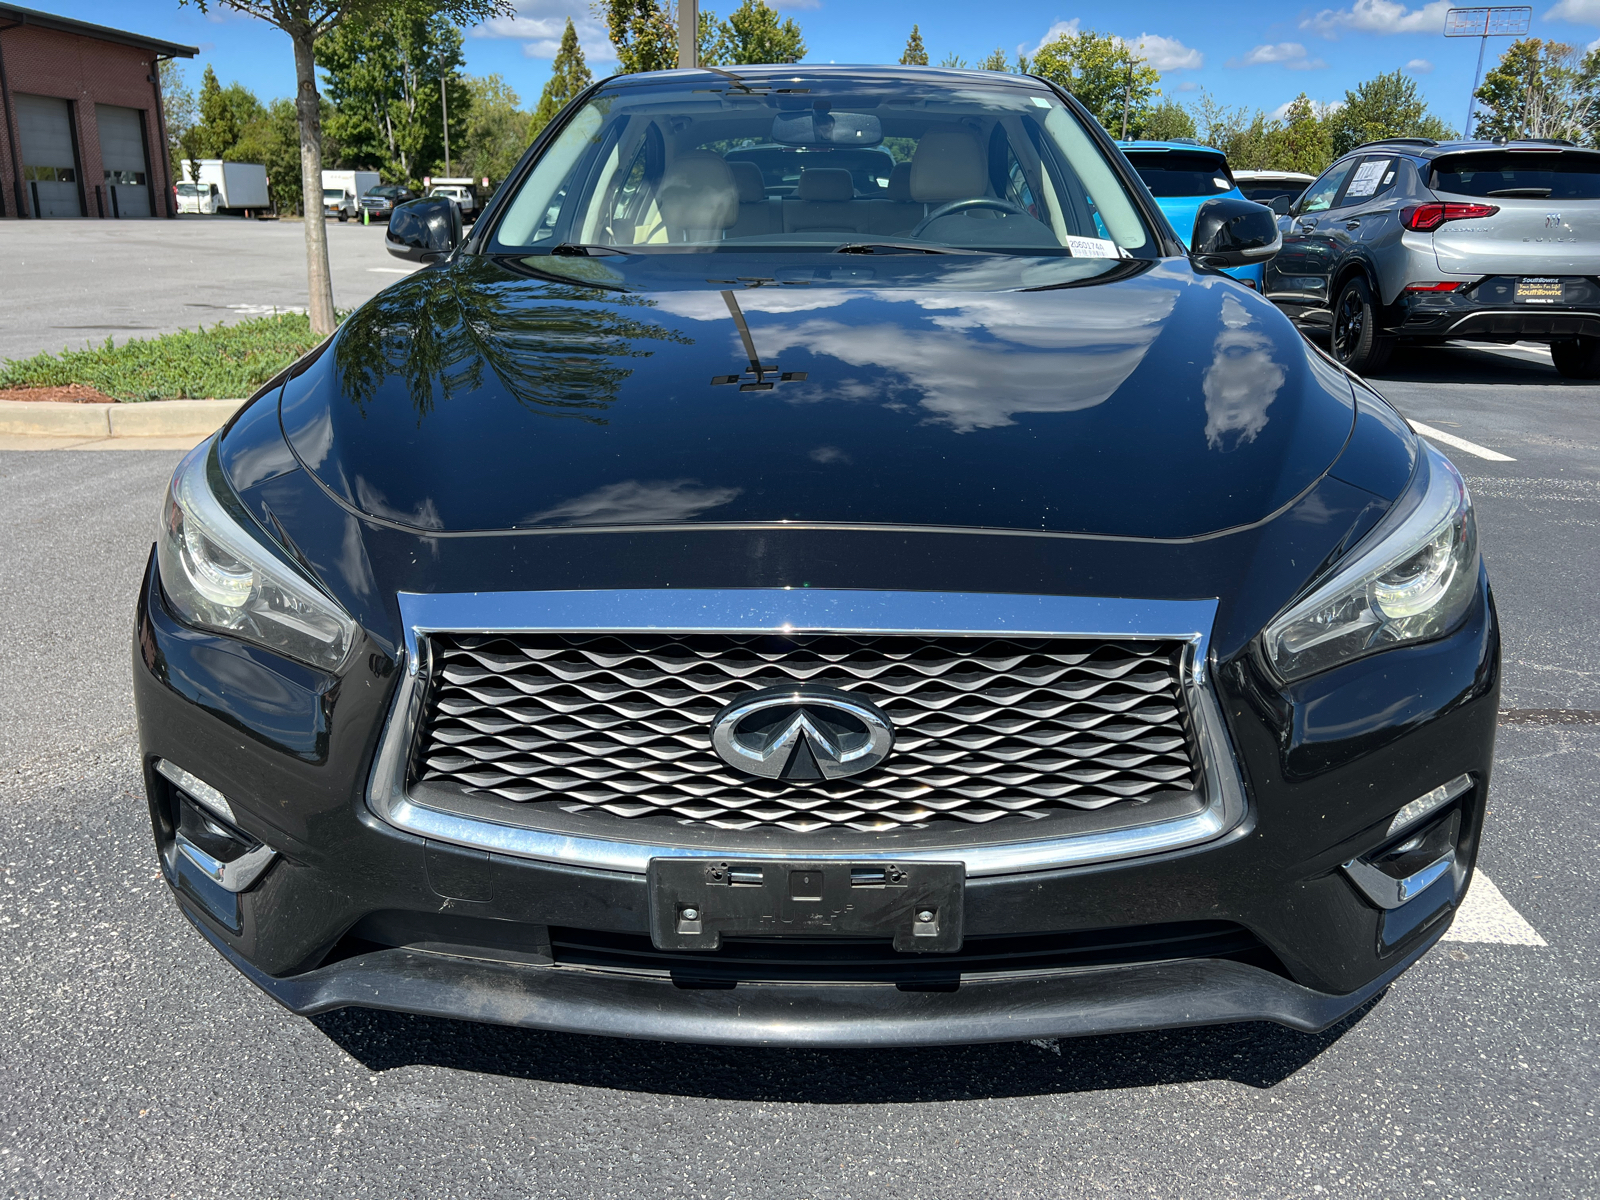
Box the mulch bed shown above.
[0,384,120,404]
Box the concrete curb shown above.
[0,397,246,438]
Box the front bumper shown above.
[134,553,1501,1047]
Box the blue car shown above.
[1118,140,1264,289]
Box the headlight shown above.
[157,440,358,672]
[1262,442,1478,682]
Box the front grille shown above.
[412,632,1198,834]
[549,921,1283,985]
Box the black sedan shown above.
[135,65,1497,1048]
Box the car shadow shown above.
[310,996,1380,1100]
[1366,342,1568,387]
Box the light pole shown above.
[1444,6,1531,137]
[678,0,697,69]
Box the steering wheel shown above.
[909,197,1028,239]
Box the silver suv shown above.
[1264,138,1600,377]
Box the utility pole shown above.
[441,69,451,176]
[678,0,697,69]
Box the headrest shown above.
[910,128,988,203]
[728,160,766,204]
[885,162,914,202]
[657,150,739,231]
[798,168,854,203]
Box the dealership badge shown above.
[710,686,894,781]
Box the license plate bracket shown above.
[1515,276,1566,304]
[647,858,964,953]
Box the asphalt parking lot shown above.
[1,340,1596,1198]
[0,216,415,363]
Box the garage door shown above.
[16,93,81,218]
[97,104,151,218]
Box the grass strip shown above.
[0,313,328,402]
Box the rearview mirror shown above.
[1268,195,1292,216]
[386,197,462,262]
[772,110,883,147]
[1191,196,1281,268]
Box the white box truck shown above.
[182,161,270,215]
[321,169,381,221]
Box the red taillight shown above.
[1404,281,1464,292]
[1400,203,1499,232]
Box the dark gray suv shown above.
[1265,137,1600,377]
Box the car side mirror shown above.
[386,197,462,263]
[1191,196,1282,269]
[1268,195,1292,216]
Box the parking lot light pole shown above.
[1444,6,1532,137]
[678,0,696,69]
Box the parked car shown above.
[322,187,356,222]
[1118,140,1269,289]
[138,65,1495,1050]
[358,183,417,220]
[1234,169,1316,213]
[1265,137,1600,376]
[427,180,480,221]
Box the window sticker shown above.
[1067,235,1126,258]
[1344,159,1389,199]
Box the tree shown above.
[938,53,968,68]
[235,97,311,211]
[185,0,509,339]
[159,61,198,182]
[900,25,928,67]
[1327,69,1453,157]
[1139,99,1196,142]
[460,75,532,191]
[1030,29,1160,135]
[1193,90,1277,169]
[192,66,267,159]
[712,0,804,64]
[532,18,593,131]
[319,5,469,186]
[1265,94,1332,175]
[600,0,678,74]
[1474,38,1600,142]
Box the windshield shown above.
[323,189,343,200]
[1430,151,1600,199]
[1123,151,1233,198]
[489,78,1152,257]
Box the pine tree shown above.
[978,48,1009,72]
[900,25,928,67]
[533,19,594,129]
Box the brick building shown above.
[0,4,196,219]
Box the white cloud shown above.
[1303,0,1454,36]
[1127,33,1204,71]
[472,2,617,62]
[1547,0,1600,25]
[1030,19,1081,54]
[1406,57,1434,72]
[1175,80,1199,92]
[1030,22,1202,71]
[1270,97,1345,119]
[1228,42,1329,69]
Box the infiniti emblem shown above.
[710,686,894,781]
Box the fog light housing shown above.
[153,760,278,933]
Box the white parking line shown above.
[1443,871,1546,945]
[1408,420,1517,462]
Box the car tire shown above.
[339,212,348,223]
[1550,338,1600,380]
[1331,276,1393,375]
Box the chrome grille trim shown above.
[366,590,1245,878]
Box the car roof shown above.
[1232,170,1315,181]
[1116,140,1226,156]
[1348,137,1600,159]
[599,64,1056,91]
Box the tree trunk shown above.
[292,31,337,338]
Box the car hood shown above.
[275,253,1355,539]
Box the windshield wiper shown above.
[550,243,635,257]
[833,241,966,255]
[1486,187,1553,197]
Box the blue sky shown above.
[48,0,1600,134]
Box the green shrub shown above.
[0,313,328,402]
